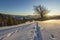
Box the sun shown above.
[46,13,54,16]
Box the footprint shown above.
[49,34,55,40]
[32,27,35,29]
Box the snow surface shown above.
[0,22,39,40]
[39,19,60,40]
[0,20,60,40]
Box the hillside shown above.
[0,13,26,27]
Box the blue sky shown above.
[0,0,60,15]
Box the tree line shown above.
[0,13,27,27]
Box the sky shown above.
[0,0,60,15]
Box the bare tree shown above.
[34,5,49,20]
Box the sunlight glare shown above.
[47,13,54,16]
[43,20,57,23]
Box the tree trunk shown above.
[40,13,43,21]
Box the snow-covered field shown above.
[39,19,60,40]
[0,20,60,40]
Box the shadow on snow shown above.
[34,22,43,40]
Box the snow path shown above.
[0,22,43,40]
[0,24,32,39]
